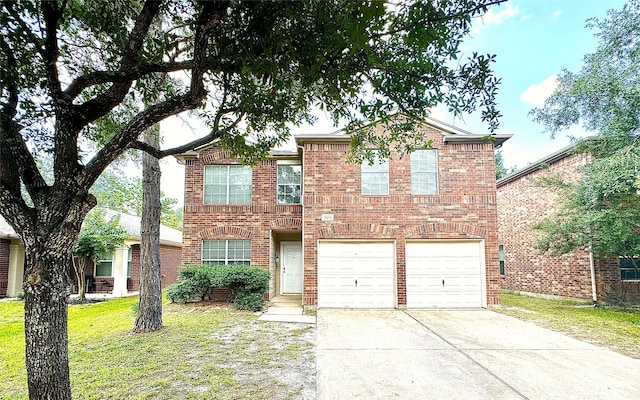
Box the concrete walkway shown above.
[258,294,316,324]
[317,309,640,400]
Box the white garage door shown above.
[406,241,484,308]
[318,241,395,308]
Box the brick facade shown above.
[0,239,10,296]
[300,125,501,307]
[71,243,182,294]
[181,121,503,307]
[497,150,640,303]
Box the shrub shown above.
[166,264,270,310]
[233,292,265,312]
[166,281,195,304]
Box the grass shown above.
[0,298,315,399]
[495,292,640,359]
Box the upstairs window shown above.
[204,165,252,204]
[620,257,640,281]
[202,240,251,266]
[95,251,114,277]
[361,151,389,195]
[277,165,301,204]
[411,150,438,194]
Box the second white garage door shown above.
[317,241,395,308]
[406,241,485,308]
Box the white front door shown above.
[281,242,303,294]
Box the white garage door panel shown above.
[318,242,395,308]
[406,241,484,309]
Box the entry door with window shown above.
[281,242,302,294]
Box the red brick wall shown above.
[497,154,595,299]
[160,244,182,287]
[301,125,501,307]
[181,148,302,288]
[497,153,640,303]
[0,239,10,296]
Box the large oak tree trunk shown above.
[24,245,73,400]
[133,126,163,333]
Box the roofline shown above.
[443,134,512,147]
[496,140,589,187]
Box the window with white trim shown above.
[361,151,389,195]
[499,245,505,275]
[202,240,251,265]
[204,165,252,204]
[411,149,438,194]
[95,251,114,277]
[277,165,301,204]
[620,257,640,280]
[127,247,132,277]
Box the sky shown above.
[156,0,627,205]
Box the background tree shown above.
[494,150,515,180]
[133,126,163,332]
[91,171,183,230]
[72,209,129,300]
[530,1,640,269]
[0,1,504,398]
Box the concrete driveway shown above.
[316,309,640,399]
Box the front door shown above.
[281,242,303,294]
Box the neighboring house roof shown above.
[0,210,182,247]
[0,215,19,239]
[496,141,585,187]
[102,210,182,247]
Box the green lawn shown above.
[0,298,315,399]
[496,292,640,359]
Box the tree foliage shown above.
[531,1,640,269]
[72,209,129,299]
[494,149,515,180]
[0,1,505,397]
[91,171,183,230]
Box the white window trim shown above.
[361,151,389,195]
[411,149,439,195]
[203,165,252,205]
[95,251,114,277]
[277,164,302,204]
[202,239,251,265]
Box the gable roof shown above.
[294,116,512,147]
[496,141,583,187]
[0,210,182,247]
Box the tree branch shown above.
[2,1,45,55]
[41,0,64,100]
[371,0,507,39]
[0,36,19,118]
[64,61,194,99]
[75,1,163,127]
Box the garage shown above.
[405,241,485,308]
[317,241,395,308]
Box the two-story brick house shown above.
[496,143,640,303]
[178,118,510,309]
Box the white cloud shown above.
[552,10,563,18]
[520,75,558,108]
[481,3,519,25]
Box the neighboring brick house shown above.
[496,143,640,303]
[178,117,511,309]
[0,211,182,298]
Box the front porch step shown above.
[264,306,303,315]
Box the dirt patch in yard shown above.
[163,302,316,400]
